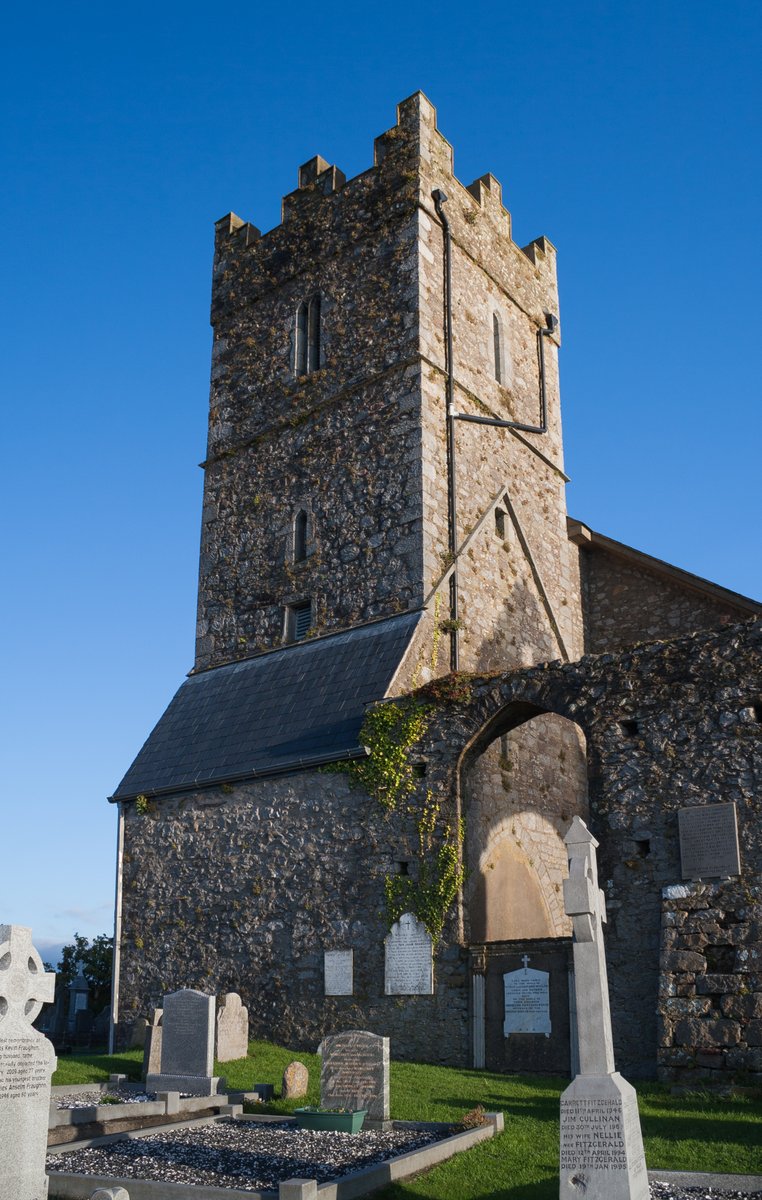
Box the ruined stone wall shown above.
[117,770,469,1065]
[579,543,754,655]
[417,617,761,1079]
[658,878,762,1083]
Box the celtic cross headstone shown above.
[559,819,648,1200]
[0,924,57,1200]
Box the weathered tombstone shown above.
[129,1016,148,1050]
[384,912,433,995]
[141,1008,162,1082]
[215,992,249,1062]
[503,956,551,1037]
[319,1030,389,1123]
[678,802,741,880]
[559,818,648,1200]
[146,990,220,1096]
[91,1189,131,1199]
[324,950,353,996]
[0,924,57,1200]
[281,1060,309,1099]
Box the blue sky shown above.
[1,2,760,963]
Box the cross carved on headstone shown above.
[0,924,56,1027]
[521,954,531,970]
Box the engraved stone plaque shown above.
[324,950,353,996]
[319,1029,389,1121]
[384,912,433,995]
[503,965,551,1037]
[678,803,740,880]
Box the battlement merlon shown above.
[211,91,559,327]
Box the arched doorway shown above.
[461,705,588,1074]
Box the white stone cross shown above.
[562,817,614,1075]
[521,954,531,970]
[0,924,56,1026]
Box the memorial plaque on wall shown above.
[503,965,551,1037]
[384,912,433,995]
[678,803,740,880]
[324,950,353,996]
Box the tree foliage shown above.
[55,933,114,1013]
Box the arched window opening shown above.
[295,295,321,377]
[295,302,309,376]
[492,312,502,384]
[294,509,309,563]
[307,294,320,373]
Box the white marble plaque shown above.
[384,912,433,995]
[503,966,551,1037]
[678,803,740,880]
[324,950,353,996]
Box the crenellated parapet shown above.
[211,92,558,327]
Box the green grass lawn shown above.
[52,1041,762,1200]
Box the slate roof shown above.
[110,612,421,801]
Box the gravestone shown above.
[0,924,57,1200]
[324,950,353,996]
[141,1008,162,1082]
[678,802,740,880]
[91,1189,131,1199]
[146,990,220,1096]
[282,1060,309,1099]
[384,912,433,995]
[215,992,249,1062]
[129,1017,148,1050]
[559,818,648,1200]
[503,956,551,1037]
[319,1030,389,1123]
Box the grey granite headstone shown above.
[678,803,740,880]
[215,992,249,1062]
[146,990,219,1096]
[319,1029,389,1122]
[384,912,433,995]
[141,1009,162,1082]
[503,960,551,1037]
[559,818,648,1200]
[324,950,353,996]
[0,924,57,1200]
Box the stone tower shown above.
[196,91,582,680]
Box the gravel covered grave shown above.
[54,1088,154,1109]
[650,1186,762,1200]
[47,1118,447,1191]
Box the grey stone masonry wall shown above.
[658,878,762,1083]
[577,541,756,655]
[117,769,469,1066]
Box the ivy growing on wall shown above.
[328,689,466,940]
